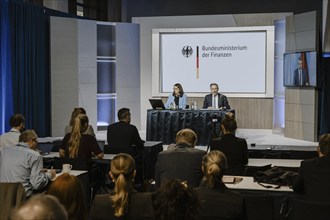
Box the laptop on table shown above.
[149,99,166,110]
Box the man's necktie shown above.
[213,96,216,108]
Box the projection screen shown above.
[152,26,274,98]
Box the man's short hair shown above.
[175,128,197,147]
[117,108,130,121]
[319,134,330,156]
[210,83,218,88]
[9,114,25,127]
[12,194,68,220]
[19,130,38,143]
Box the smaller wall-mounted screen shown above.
[283,51,317,87]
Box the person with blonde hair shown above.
[60,114,103,160]
[47,173,87,220]
[195,150,245,219]
[155,128,206,187]
[90,153,154,219]
[64,107,95,136]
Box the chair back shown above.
[0,182,26,220]
[286,198,330,220]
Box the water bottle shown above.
[193,101,197,110]
[172,102,176,110]
[191,102,194,110]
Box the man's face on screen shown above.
[210,85,219,95]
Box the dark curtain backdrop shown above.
[0,0,14,134]
[319,57,330,135]
[5,0,75,137]
[9,0,50,136]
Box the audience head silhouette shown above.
[12,194,68,220]
[152,179,200,220]
[109,153,136,217]
[69,107,86,126]
[175,128,197,148]
[47,173,87,220]
[221,112,237,134]
[117,108,131,123]
[9,113,25,131]
[19,129,38,150]
[318,133,330,157]
[202,150,228,188]
[68,114,89,158]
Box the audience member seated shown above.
[107,108,144,156]
[195,150,245,220]
[47,173,87,220]
[164,83,187,109]
[210,113,248,175]
[293,133,330,203]
[11,194,68,220]
[0,113,25,148]
[0,130,55,197]
[155,128,206,187]
[152,179,200,220]
[90,153,154,220]
[65,107,95,136]
[60,114,103,160]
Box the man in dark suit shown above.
[293,133,330,203]
[293,57,309,86]
[155,128,206,188]
[203,83,230,109]
[107,108,144,156]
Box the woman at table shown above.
[64,107,95,136]
[195,150,245,220]
[210,113,248,175]
[164,83,187,109]
[60,114,103,160]
[47,173,87,220]
[90,153,154,220]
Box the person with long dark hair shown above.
[210,113,248,175]
[152,179,200,220]
[164,83,187,109]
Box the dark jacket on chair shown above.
[293,155,330,203]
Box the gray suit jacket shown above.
[155,143,206,188]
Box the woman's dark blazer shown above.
[90,192,154,220]
[210,134,248,175]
